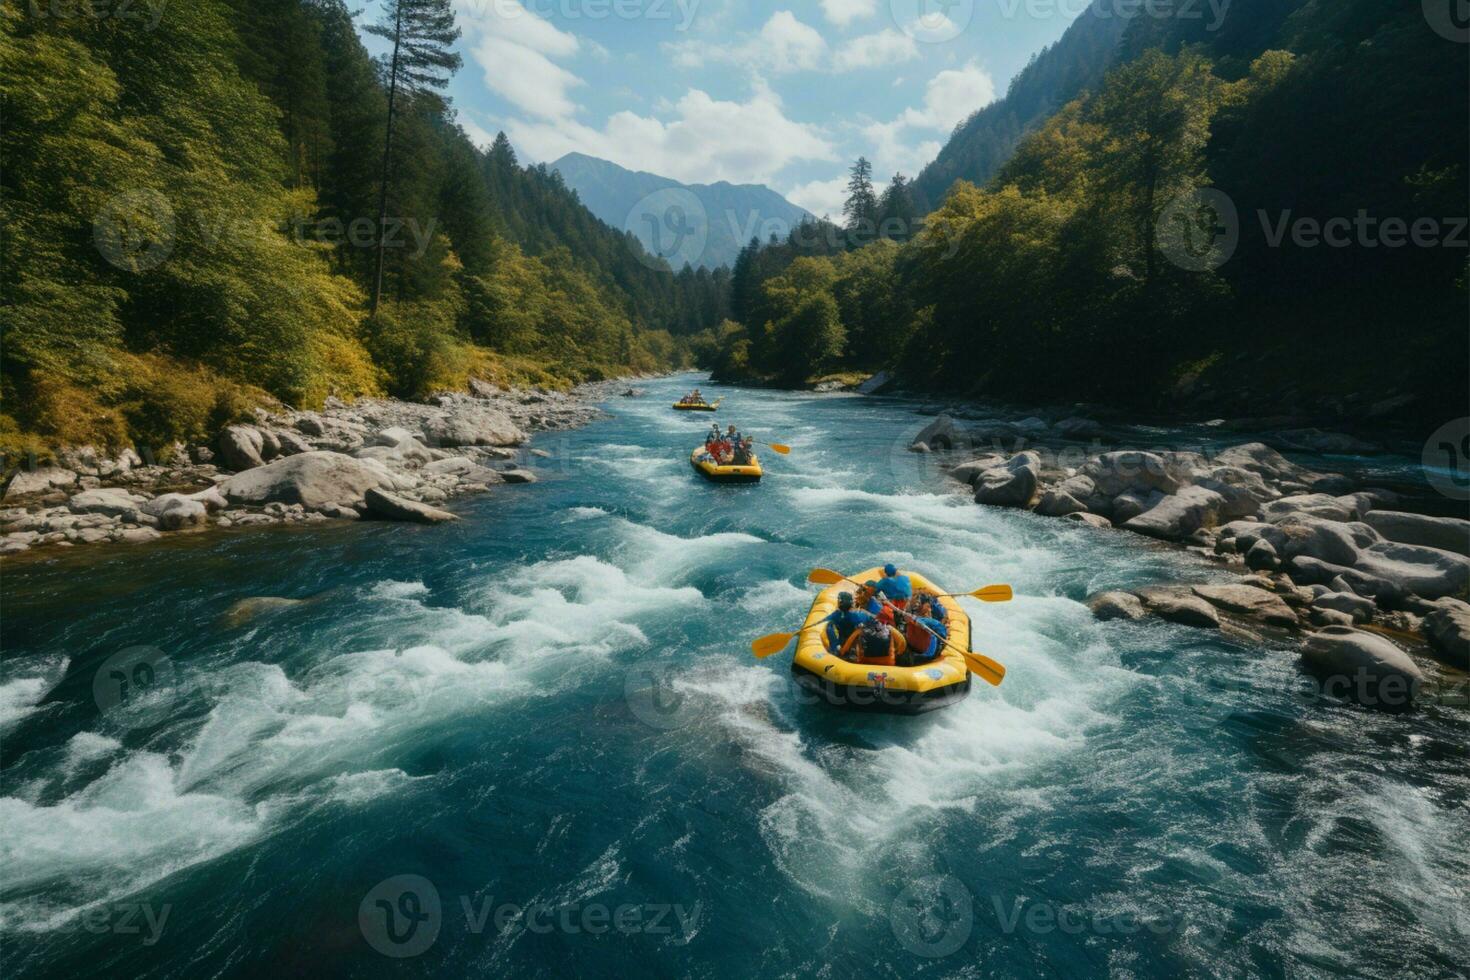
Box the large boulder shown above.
[1362,511,1470,558]
[218,451,393,511]
[422,409,525,448]
[1136,587,1221,628]
[1261,494,1360,524]
[1082,451,1181,497]
[1312,591,1375,624]
[1112,489,1164,525]
[1300,626,1424,709]
[1423,598,1470,669]
[1122,486,1226,541]
[1053,417,1106,440]
[1035,488,1087,517]
[974,452,1040,508]
[1191,583,1298,628]
[139,493,209,530]
[68,488,147,518]
[363,488,458,525]
[1215,442,1308,483]
[948,455,1006,485]
[912,415,959,452]
[1086,591,1146,621]
[1352,542,1470,601]
[856,371,893,394]
[219,425,266,471]
[1273,516,1373,566]
[3,466,78,500]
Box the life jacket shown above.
[856,622,895,665]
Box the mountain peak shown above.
[548,154,811,270]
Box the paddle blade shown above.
[751,632,797,657]
[767,443,791,455]
[963,650,1007,687]
[969,584,1014,603]
[807,568,847,586]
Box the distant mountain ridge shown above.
[911,1,1128,212]
[550,152,812,270]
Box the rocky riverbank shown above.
[910,413,1469,708]
[0,380,621,558]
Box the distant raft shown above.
[690,447,762,483]
[790,567,972,714]
[672,399,721,412]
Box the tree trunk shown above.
[370,2,403,315]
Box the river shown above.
[2,374,1465,978]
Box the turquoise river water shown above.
[1,374,1466,978]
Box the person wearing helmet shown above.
[821,591,874,653]
[894,606,948,666]
[876,563,912,603]
[841,617,906,666]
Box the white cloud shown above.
[820,0,879,27]
[784,175,850,220]
[457,1,585,120]
[669,11,827,74]
[666,13,916,75]
[458,115,496,151]
[832,29,919,71]
[507,85,837,186]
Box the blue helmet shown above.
[883,563,898,577]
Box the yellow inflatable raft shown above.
[791,567,971,714]
[672,399,721,412]
[690,447,762,483]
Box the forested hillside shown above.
[703,0,1469,421]
[910,1,1129,213]
[1,0,721,458]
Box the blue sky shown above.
[358,1,1086,218]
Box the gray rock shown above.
[912,415,958,452]
[68,488,147,518]
[219,425,266,471]
[1136,587,1221,628]
[1192,583,1298,627]
[1423,598,1470,669]
[1112,489,1164,525]
[974,452,1040,508]
[856,371,893,395]
[424,456,478,476]
[1301,626,1424,709]
[423,409,526,448]
[364,488,458,525]
[190,486,228,512]
[1035,488,1087,517]
[948,455,1006,485]
[0,538,31,555]
[4,467,78,500]
[1066,512,1113,529]
[219,451,394,511]
[1122,486,1226,541]
[372,426,422,447]
[1082,451,1181,497]
[140,493,209,530]
[1362,511,1470,558]
[257,428,282,460]
[1261,493,1358,524]
[115,527,162,544]
[1086,591,1146,621]
[1310,607,1356,628]
[1215,442,1309,483]
[1273,516,1371,567]
[273,429,314,456]
[1312,591,1374,624]
[1352,542,1470,601]
[500,468,538,485]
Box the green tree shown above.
[843,157,879,242]
[365,0,462,312]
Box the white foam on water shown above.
[61,732,122,774]
[738,579,809,614]
[368,579,430,600]
[612,518,765,580]
[0,655,69,732]
[0,752,264,930]
[565,506,609,520]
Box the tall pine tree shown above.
[365,0,461,313]
[843,157,878,242]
